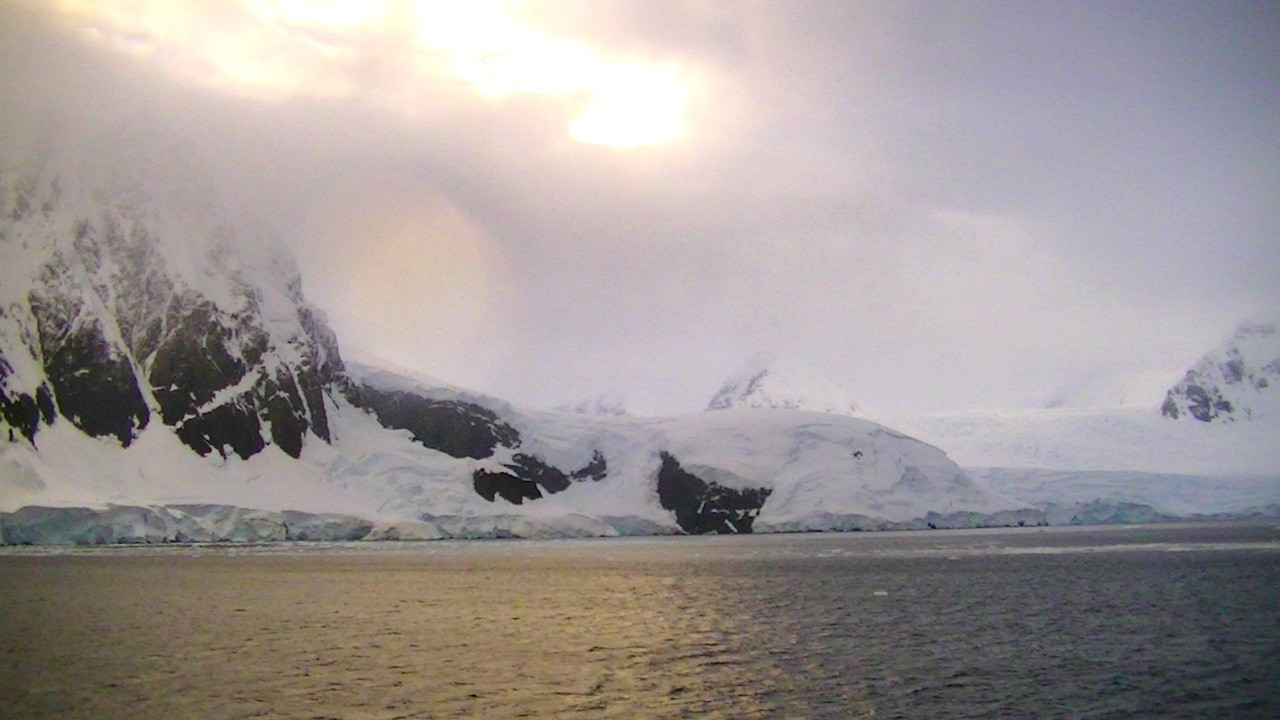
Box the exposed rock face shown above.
[1162,322,1280,423]
[0,148,346,458]
[353,385,520,460]
[571,450,607,481]
[0,376,54,445]
[345,368,609,506]
[656,451,771,534]
[27,249,151,445]
[472,452,608,504]
[40,314,150,445]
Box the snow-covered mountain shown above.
[1161,321,1280,423]
[347,364,1024,534]
[707,354,860,416]
[0,142,1024,543]
[0,138,344,461]
[4,135,1274,544]
[0,356,1025,541]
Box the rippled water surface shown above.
[3,523,1278,719]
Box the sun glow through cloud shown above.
[259,0,389,29]
[49,0,690,148]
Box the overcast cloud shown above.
[2,1,1277,415]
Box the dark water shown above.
[2,523,1278,719]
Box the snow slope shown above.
[883,406,1280,478]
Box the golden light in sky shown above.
[50,0,690,148]
[297,174,499,385]
[259,0,388,29]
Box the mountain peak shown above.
[707,354,859,416]
[1161,320,1280,423]
[1,143,346,457]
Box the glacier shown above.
[883,400,1280,523]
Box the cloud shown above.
[41,0,695,148]
[4,0,1278,415]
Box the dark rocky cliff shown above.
[656,451,771,534]
[1,154,346,459]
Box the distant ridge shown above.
[707,354,859,416]
[555,394,628,416]
[1039,365,1182,411]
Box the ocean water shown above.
[2,523,1278,719]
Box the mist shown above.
[3,0,1277,415]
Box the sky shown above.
[1,0,1277,416]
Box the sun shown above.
[413,0,689,148]
[49,0,692,149]
[569,64,688,148]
